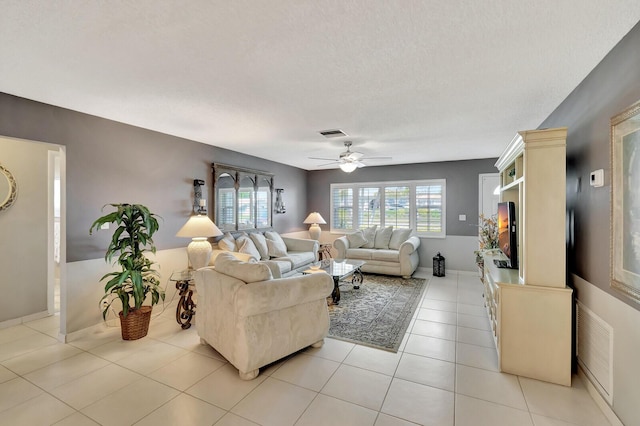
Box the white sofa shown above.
[195,253,333,379]
[212,230,319,277]
[334,227,420,278]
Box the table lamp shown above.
[176,214,222,269]
[303,212,326,241]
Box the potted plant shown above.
[474,214,500,278]
[90,203,165,340]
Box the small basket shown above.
[119,306,152,340]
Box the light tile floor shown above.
[0,272,612,426]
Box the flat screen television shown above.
[497,201,518,269]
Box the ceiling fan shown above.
[310,141,392,172]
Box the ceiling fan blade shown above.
[348,151,365,160]
[316,161,340,167]
[309,156,338,161]
[360,156,392,160]
[356,161,366,168]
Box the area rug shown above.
[327,274,428,352]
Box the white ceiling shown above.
[1,1,639,170]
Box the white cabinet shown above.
[485,127,573,386]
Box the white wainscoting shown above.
[572,274,640,426]
[63,247,188,339]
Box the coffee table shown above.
[304,259,365,304]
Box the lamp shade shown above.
[339,162,358,173]
[176,215,222,270]
[176,215,222,238]
[303,212,326,225]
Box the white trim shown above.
[0,310,51,330]
[578,366,623,426]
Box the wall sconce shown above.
[275,188,286,214]
[193,179,207,214]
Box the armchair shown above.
[195,253,334,379]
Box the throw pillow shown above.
[374,226,394,249]
[265,231,288,257]
[361,225,378,249]
[217,232,236,252]
[236,235,261,261]
[214,252,273,283]
[266,239,288,258]
[346,230,368,248]
[389,228,413,250]
[249,232,270,260]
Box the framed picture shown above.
[611,99,640,303]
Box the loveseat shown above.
[334,226,420,278]
[212,230,318,277]
[195,253,334,379]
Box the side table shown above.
[318,243,333,261]
[170,270,196,329]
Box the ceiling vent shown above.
[319,129,347,138]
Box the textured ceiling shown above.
[1,1,639,170]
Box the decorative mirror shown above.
[213,163,274,231]
[0,164,17,212]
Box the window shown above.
[330,179,446,238]
[331,187,353,229]
[218,188,235,231]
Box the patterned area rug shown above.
[328,274,428,352]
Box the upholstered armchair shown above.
[195,253,334,379]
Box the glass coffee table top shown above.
[321,259,365,278]
[304,259,365,304]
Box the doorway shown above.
[478,173,500,241]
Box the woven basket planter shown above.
[119,306,152,340]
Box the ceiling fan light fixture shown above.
[339,162,358,173]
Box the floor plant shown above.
[90,204,165,338]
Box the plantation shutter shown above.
[416,184,443,234]
[332,186,353,230]
[358,187,381,228]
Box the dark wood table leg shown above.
[175,280,196,329]
[332,276,341,304]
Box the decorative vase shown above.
[119,306,152,340]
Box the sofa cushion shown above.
[260,260,292,278]
[389,228,412,250]
[236,235,261,260]
[210,249,255,265]
[371,249,400,262]
[361,225,378,249]
[345,248,374,260]
[265,231,288,257]
[218,232,236,252]
[374,226,394,249]
[274,251,316,269]
[271,260,293,275]
[346,230,368,248]
[214,252,273,283]
[249,232,270,260]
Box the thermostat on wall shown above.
[590,169,604,187]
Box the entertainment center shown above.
[483,127,573,386]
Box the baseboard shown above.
[578,366,623,426]
[415,267,477,277]
[0,310,51,330]
[60,321,113,343]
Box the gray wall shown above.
[539,20,640,310]
[307,158,499,236]
[0,136,54,321]
[0,93,308,263]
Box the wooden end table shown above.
[170,270,196,329]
